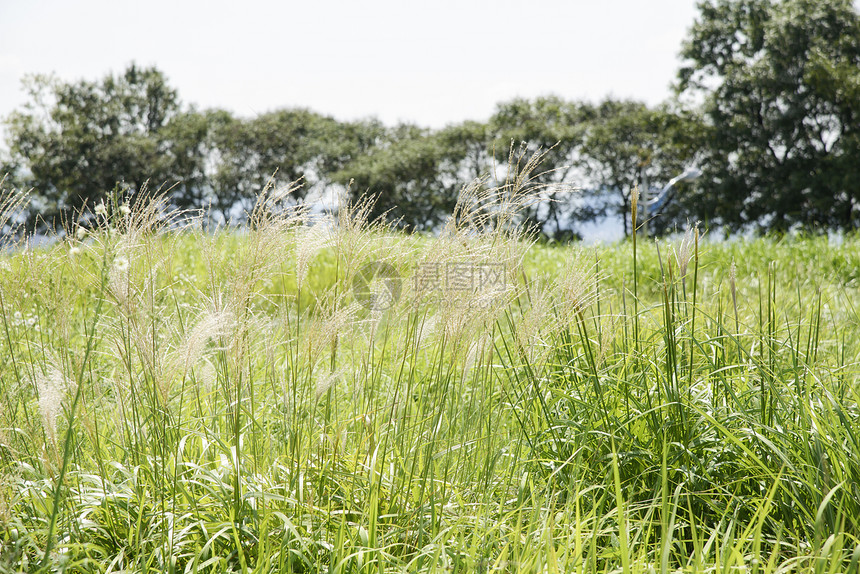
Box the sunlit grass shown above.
[1,175,859,573]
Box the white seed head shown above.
[113,256,129,272]
[462,333,491,375]
[315,370,343,401]
[94,202,107,217]
[306,300,359,365]
[415,313,439,348]
[514,284,553,361]
[108,254,136,314]
[36,367,71,443]
[558,250,599,318]
[674,222,699,279]
[180,309,236,375]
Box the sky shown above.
[0,0,702,129]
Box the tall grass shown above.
[0,167,859,573]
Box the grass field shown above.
[1,176,859,573]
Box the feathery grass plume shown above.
[0,388,7,461]
[414,311,439,349]
[98,188,192,314]
[198,358,217,394]
[514,279,556,365]
[107,250,137,316]
[462,332,492,376]
[179,305,236,377]
[305,293,361,368]
[673,221,700,280]
[218,177,309,322]
[249,177,307,230]
[409,225,505,354]
[0,176,29,249]
[122,184,197,235]
[198,177,305,318]
[442,146,554,246]
[367,274,399,312]
[295,219,332,293]
[438,146,549,287]
[329,193,418,348]
[493,142,567,236]
[594,312,622,370]
[446,174,494,232]
[92,191,202,417]
[630,183,640,230]
[212,292,270,388]
[433,281,508,363]
[315,368,344,401]
[411,234,473,305]
[411,148,556,349]
[556,247,600,321]
[331,192,397,289]
[0,468,13,529]
[0,186,32,313]
[36,366,72,448]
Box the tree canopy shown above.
[3,0,860,238]
[677,0,860,231]
[4,65,181,226]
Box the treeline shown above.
[2,0,859,236]
[0,70,696,237]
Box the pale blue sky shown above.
[1,0,704,127]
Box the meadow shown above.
[1,168,859,573]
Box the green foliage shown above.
[3,65,182,227]
[158,109,218,212]
[2,178,860,571]
[333,122,491,230]
[337,97,642,237]
[489,97,596,238]
[5,0,860,240]
[210,109,382,219]
[678,0,860,231]
[1,66,390,228]
[583,99,703,235]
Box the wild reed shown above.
[0,161,859,572]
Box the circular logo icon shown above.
[352,261,402,311]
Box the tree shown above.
[582,99,702,236]
[333,122,491,231]
[1,64,394,226]
[158,109,218,212]
[314,117,388,177]
[209,109,324,218]
[678,0,860,232]
[209,110,386,221]
[3,64,182,227]
[436,120,493,184]
[489,97,595,238]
